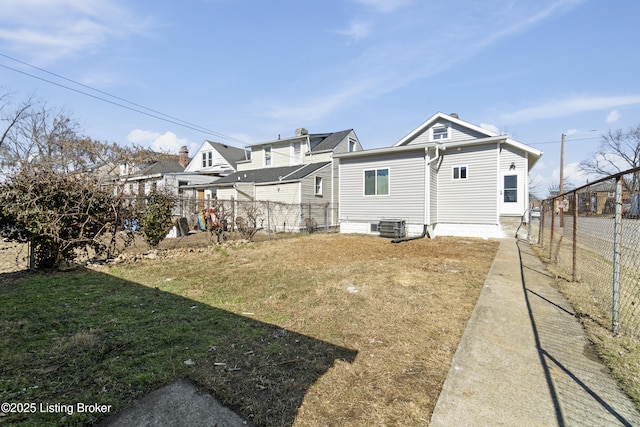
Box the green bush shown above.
[140,192,175,248]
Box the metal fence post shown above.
[540,200,545,247]
[550,198,555,260]
[267,201,271,241]
[612,175,622,335]
[572,190,578,281]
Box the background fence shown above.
[534,166,640,338]
[172,196,338,237]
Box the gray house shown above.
[336,112,543,239]
[212,128,362,230]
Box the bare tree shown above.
[580,124,640,190]
[0,92,33,151]
[0,93,173,268]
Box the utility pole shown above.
[560,133,565,227]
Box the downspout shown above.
[392,144,445,244]
[391,224,429,243]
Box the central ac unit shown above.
[378,220,406,238]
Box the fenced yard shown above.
[532,166,640,339]
[173,197,338,236]
[0,234,498,426]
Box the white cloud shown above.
[127,129,195,155]
[336,19,373,42]
[265,1,584,124]
[480,123,500,134]
[500,95,640,124]
[0,0,148,63]
[565,128,580,136]
[606,109,621,123]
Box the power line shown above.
[0,53,247,146]
[529,135,602,146]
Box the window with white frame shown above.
[315,176,323,196]
[207,151,212,167]
[453,165,468,180]
[348,138,356,152]
[433,125,449,141]
[364,168,389,195]
[202,152,207,168]
[264,146,272,166]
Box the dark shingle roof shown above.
[214,162,330,186]
[138,158,185,175]
[309,129,352,152]
[206,141,248,167]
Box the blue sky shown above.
[1,0,639,197]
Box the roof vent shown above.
[296,128,308,136]
[449,113,459,119]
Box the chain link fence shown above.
[534,166,640,338]
[172,196,338,238]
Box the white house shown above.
[336,112,543,239]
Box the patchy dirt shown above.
[105,233,499,426]
[0,241,30,273]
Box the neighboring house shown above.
[117,151,190,197]
[184,140,247,176]
[180,141,248,209]
[336,112,543,239]
[213,128,362,229]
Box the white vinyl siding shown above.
[255,183,302,230]
[255,182,300,204]
[437,144,497,224]
[331,130,361,155]
[216,187,235,200]
[340,150,425,223]
[185,143,235,173]
[406,121,490,145]
[292,142,302,165]
[264,146,272,167]
[499,144,527,171]
[301,164,331,202]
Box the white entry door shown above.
[500,171,524,215]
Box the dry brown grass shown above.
[107,233,498,426]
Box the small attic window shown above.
[433,126,449,141]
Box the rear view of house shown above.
[336,112,543,239]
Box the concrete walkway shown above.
[430,238,640,426]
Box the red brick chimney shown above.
[179,146,189,169]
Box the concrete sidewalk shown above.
[430,238,640,426]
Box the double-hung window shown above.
[264,146,272,166]
[364,168,389,195]
[315,176,323,196]
[433,125,449,141]
[292,142,302,164]
[202,153,207,168]
[453,166,468,180]
[207,151,212,167]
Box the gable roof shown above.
[390,112,542,170]
[308,129,353,152]
[249,130,354,153]
[213,162,331,186]
[137,157,185,176]
[394,112,497,146]
[205,141,247,167]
